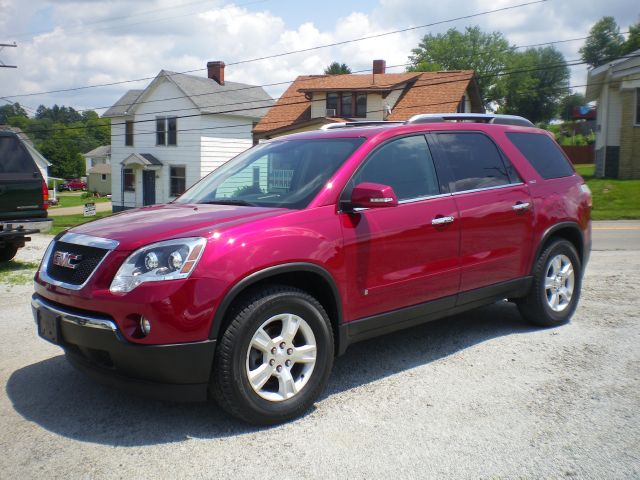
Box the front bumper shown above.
[31,294,216,402]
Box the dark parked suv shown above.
[0,130,52,261]
[32,114,591,424]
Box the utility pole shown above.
[0,42,17,68]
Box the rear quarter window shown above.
[506,132,574,179]
[0,135,38,175]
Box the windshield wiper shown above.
[200,199,257,207]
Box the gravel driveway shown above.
[1,232,638,479]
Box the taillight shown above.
[42,180,49,210]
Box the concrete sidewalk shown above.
[47,202,112,217]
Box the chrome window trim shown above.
[60,232,119,250]
[39,234,119,291]
[398,192,452,204]
[451,182,524,196]
[31,295,119,333]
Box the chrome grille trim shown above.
[39,234,119,291]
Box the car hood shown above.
[68,203,289,251]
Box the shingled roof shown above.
[103,70,273,119]
[254,69,481,136]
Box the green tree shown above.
[0,102,28,124]
[622,20,640,54]
[408,26,512,107]
[324,62,352,74]
[580,16,625,68]
[494,46,570,124]
[558,93,587,122]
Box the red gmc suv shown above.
[32,114,591,425]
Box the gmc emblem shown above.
[52,251,83,269]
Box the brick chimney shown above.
[372,59,386,74]
[207,61,225,85]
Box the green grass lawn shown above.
[50,211,113,236]
[575,164,640,220]
[0,260,40,286]
[50,193,110,209]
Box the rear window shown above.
[435,132,514,192]
[0,135,38,175]
[507,132,574,179]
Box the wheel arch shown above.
[532,222,585,273]
[209,263,345,354]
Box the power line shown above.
[1,0,547,100]
[6,0,270,39]
[16,51,624,138]
[43,30,609,117]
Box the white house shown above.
[585,49,640,179]
[83,145,111,174]
[103,61,273,211]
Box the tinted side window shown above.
[436,132,511,192]
[507,132,574,179]
[353,135,439,201]
[0,135,38,175]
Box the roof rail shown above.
[320,121,404,130]
[406,113,534,127]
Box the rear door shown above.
[0,133,46,221]
[431,131,534,293]
[340,134,460,320]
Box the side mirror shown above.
[349,182,398,209]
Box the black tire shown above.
[211,285,334,425]
[518,239,582,327]
[0,245,19,262]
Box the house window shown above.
[325,92,367,118]
[326,93,338,116]
[123,168,135,192]
[156,117,177,146]
[341,94,352,116]
[636,88,640,126]
[125,120,134,146]
[101,174,107,181]
[457,95,467,113]
[356,93,367,117]
[170,166,186,197]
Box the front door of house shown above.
[143,170,156,205]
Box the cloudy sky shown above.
[0,0,636,115]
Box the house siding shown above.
[200,114,254,178]
[311,92,327,118]
[618,89,640,179]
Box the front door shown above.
[340,134,461,321]
[142,170,156,206]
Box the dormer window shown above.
[326,92,367,118]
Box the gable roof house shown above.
[103,61,273,211]
[83,145,111,174]
[586,49,640,179]
[253,60,483,141]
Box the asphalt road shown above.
[1,223,638,479]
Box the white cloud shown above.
[1,0,637,114]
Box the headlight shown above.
[110,237,206,293]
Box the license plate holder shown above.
[37,308,60,345]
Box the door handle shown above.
[512,202,531,212]
[432,215,455,226]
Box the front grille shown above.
[46,240,109,286]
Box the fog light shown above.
[140,316,151,336]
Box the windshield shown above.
[176,137,365,209]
